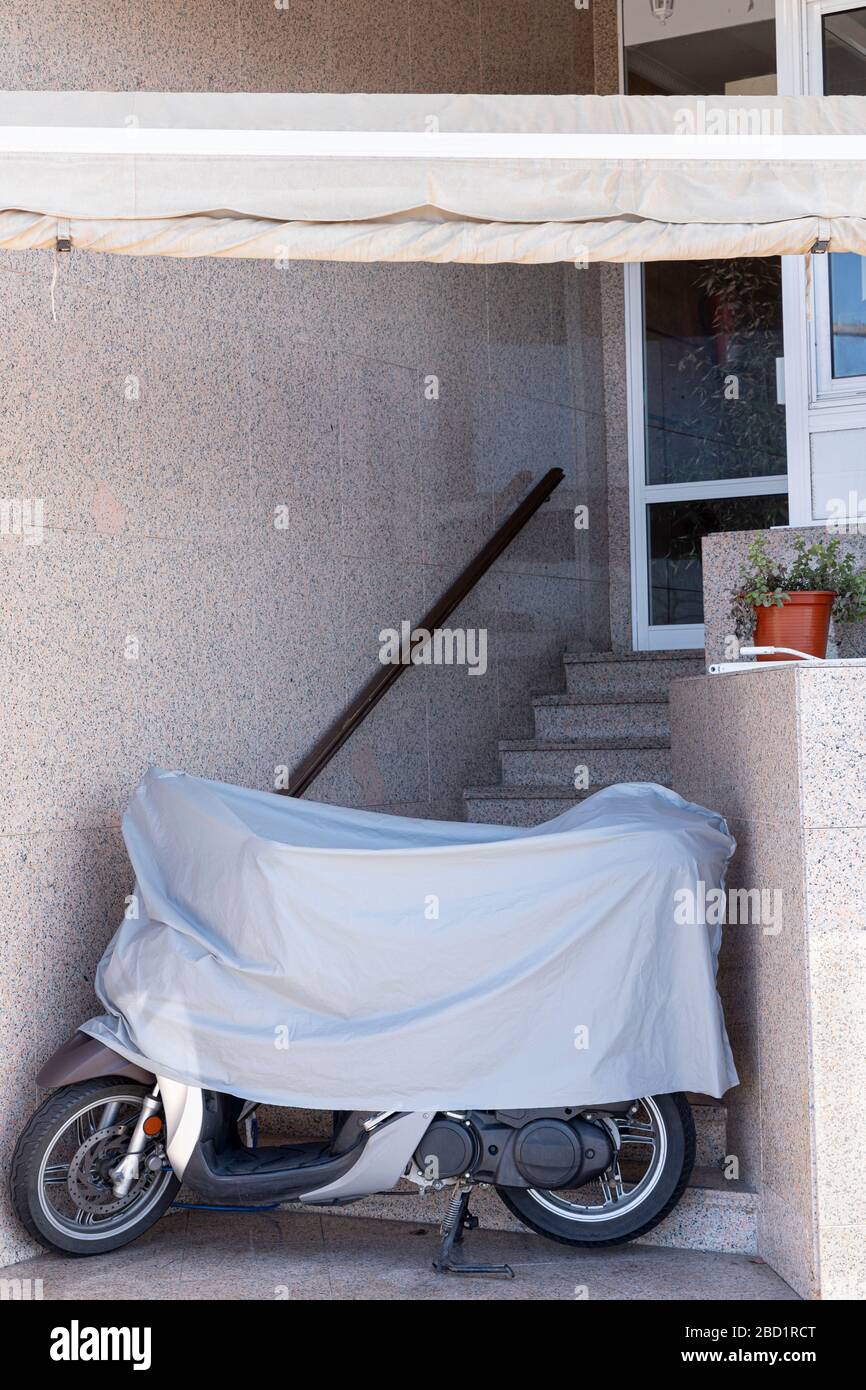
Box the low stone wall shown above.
[670,661,866,1299]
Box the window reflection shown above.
[829,253,866,379]
[644,259,786,485]
[649,494,789,627]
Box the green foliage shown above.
[729,533,866,642]
[675,258,786,481]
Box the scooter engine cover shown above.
[512,1119,584,1188]
[414,1119,477,1179]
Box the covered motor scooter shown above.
[12,771,737,1272]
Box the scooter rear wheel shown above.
[11,1078,180,1256]
[496,1092,695,1247]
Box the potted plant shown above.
[729,533,866,660]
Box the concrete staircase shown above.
[464,649,704,826]
[459,647,756,1254]
[262,1094,756,1253]
[255,650,755,1254]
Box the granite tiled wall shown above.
[589,0,632,652]
[0,1,612,1264]
[671,663,866,1299]
[0,0,595,93]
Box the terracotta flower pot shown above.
[752,591,835,660]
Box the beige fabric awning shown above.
[1,92,865,263]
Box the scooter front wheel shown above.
[11,1078,180,1256]
[496,1092,695,1247]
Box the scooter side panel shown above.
[157,1077,204,1182]
[36,1030,156,1089]
[297,1112,433,1204]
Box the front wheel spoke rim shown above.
[37,1093,169,1238]
[43,1164,69,1186]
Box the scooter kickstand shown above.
[432,1182,514,1279]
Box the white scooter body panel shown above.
[156,1077,430,1202]
[157,1076,204,1181]
[297,1112,433,1203]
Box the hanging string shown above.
[49,248,59,322]
[50,218,72,322]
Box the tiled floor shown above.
[5,1209,799,1301]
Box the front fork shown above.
[109,1085,163,1198]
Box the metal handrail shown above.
[282,467,565,797]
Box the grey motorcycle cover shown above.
[82,769,739,1109]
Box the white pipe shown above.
[708,645,826,674]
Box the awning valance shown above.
[1,92,865,263]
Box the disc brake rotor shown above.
[67,1124,144,1215]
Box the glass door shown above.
[622,0,789,649]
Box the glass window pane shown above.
[828,252,866,378]
[823,9,866,380]
[644,259,786,485]
[648,494,789,627]
[623,3,777,96]
[822,7,866,95]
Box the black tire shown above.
[496,1093,695,1248]
[11,1078,180,1257]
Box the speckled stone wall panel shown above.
[671,665,866,1299]
[0,827,132,1264]
[796,668,866,1299]
[591,0,621,97]
[600,269,631,654]
[2,1,603,95]
[478,0,576,94]
[589,3,628,651]
[0,0,614,1266]
[409,0,483,92]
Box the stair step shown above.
[533,692,671,741]
[534,693,671,703]
[499,738,672,788]
[564,650,705,699]
[259,1102,743,1253]
[638,1169,757,1254]
[278,1168,756,1256]
[464,780,682,828]
[463,784,587,826]
[563,649,705,662]
[692,1103,728,1168]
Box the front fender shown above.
[36,1029,156,1089]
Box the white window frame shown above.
[624,0,866,648]
[806,0,866,399]
[777,0,866,527]
[622,1,793,651]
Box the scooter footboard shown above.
[159,1088,433,1206]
